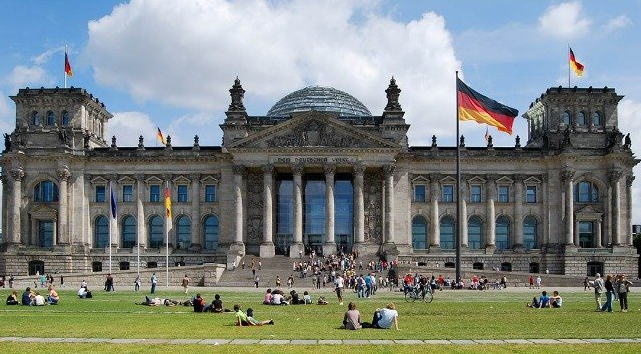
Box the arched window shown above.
[176,215,191,250]
[203,215,219,250]
[121,215,136,248]
[34,180,59,202]
[574,181,599,203]
[148,215,163,248]
[46,111,55,125]
[496,216,510,250]
[562,111,571,125]
[577,111,586,125]
[440,216,455,249]
[411,215,428,249]
[592,111,601,126]
[523,216,538,250]
[62,111,70,126]
[468,216,483,249]
[94,215,109,248]
[32,111,41,125]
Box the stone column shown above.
[136,174,146,248]
[596,217,603,248]
[460,182,468,248]
[57,167,71,245]
[561,169,575,247]
[485,176,496,250]
[190,174,201,249]
[232,165,245,247]
[627,176,634,245]
[10,168,24,245]
[610,170,623,246]
[384,164,395,244]
[290,164,304,258]
[323,164,336,255]
[353,164,365,245]
[513,175,524,249]
[260,164,275,258]
[429,175,440,249]
[542,174,549,246]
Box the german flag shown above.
[165,186,172,218]
[64,50,73,77]
[569,48,584,77]
[157,127,167,145]
[457,78,518,135]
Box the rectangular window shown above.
[526,186,537,203]
[442,185,454,203]
[414,184,426,203]
[205,185,217,202]
[177,185,188,203]
[122,185,133,203]
[470,185,482,203]
[95,185,106,203]
[498,186,509,203]
[150,185,160,203]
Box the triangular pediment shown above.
[227,112,398,150]
[496,176,514,184]
[576,205,603,215]
[524,176,542,184]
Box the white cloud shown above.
[86,0,460,145]
[604,14,632,33]
[108,111,158,147]
[5,65,51,92]
[538,1,591,40]
[616,99,641,224]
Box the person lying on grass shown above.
[136,296,181,306]
[234,304,274,326]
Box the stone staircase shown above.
[216,255,310,288]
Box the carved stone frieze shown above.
[265,119,366,148]
[364,170,383,244]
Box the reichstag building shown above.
[1,78,638,277]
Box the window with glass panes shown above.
[440,216,454,249]
[414,184,426,202]
[442,185,454,203]
[205,185,216,202]
[468,216,483,249]
[525,186,537,203]
[470,185,482,203]
[95,185,106,203]
[579,221,594,248]
[150,185,161,202]
[496,216,510,250]
[123,185,133,202]
[498,186,509,203]
[177,185,188,202]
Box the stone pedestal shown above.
[563,244,578,253]
[428,245,442,254]
[484,245,496,255]
[260,242,275,258]
[289,242,304,259]
[228,242,245,257]
[322,243,337,257]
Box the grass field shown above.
[1,286,639,353]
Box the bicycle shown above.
[404,285,433,303]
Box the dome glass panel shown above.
[267,86,371,117]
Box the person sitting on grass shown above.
[303,291,312,304]
[6,290,19,305]
[210,294,228,313]
[48,285,60,305]
[549,291,563,308]
[317,296,328,305]
[22,287,35,306]
[263,288,273,305]
[78,287,92,299]
[370,302,400,330]
[34,291,46,306]
[342,302,362,330]
[272,290,288,305]
[527,290,550,308]
[193,293,206,312]
[234,304,273,326]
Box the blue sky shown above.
[1,0,641,220]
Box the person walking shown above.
[182,274,190,294]
[134,275,141,292]
[150,273,158,294]
[335,273,344,305]
[600,274,614,312]
[593,273,605,311]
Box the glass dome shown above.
[267,86,372,117]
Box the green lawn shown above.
[0,287,639,353]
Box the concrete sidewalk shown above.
[1,337,640,345]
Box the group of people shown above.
[593,273,633,312]
[527,290,563,308]
[262,288,313,305]
[342,302,400,330]
[11,285,60,306]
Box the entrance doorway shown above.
[28,260,45,276]
[304,234,324,256]
[587,261,604,276]
[275,234,293,255]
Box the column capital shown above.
[513,174,526,183]
[262,164,274,175]
[485,174,499,183]
[608,169,623,184]
[354,163,366,175]
[10,167,25,181]
[232,164,245,175]
[292,163,304,175]
[135,173,146,182]
[324,163,336,175]
[627,174,635,188]
[383,164,396,176]
[58,168,71,181]
[190,173,201,181]
[561,169,575,183]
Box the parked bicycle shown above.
[404,284,433,303]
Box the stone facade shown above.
[0,81,638,277]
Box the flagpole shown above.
[568,45,570,88]
[64,44,68,89]
[165,180,170,288]
[455,71,462,286]
[108,181,113,274]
